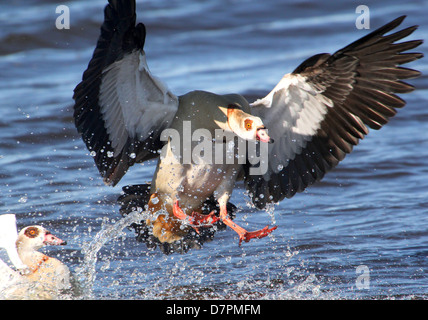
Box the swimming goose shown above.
[15,225,70,288]
[0,215,71,299]
[73,0,422,252]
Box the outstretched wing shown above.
[73,0,178,186]
[245,16,423,209]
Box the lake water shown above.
[0,0,427,300]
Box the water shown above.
[1,0,427,300]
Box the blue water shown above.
[0,0,427,299]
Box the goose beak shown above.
[256,126,274,144]
[43,231,67,246]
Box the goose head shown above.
[226,104,274,144]
[177,91,273,144]
[16,226,67,252]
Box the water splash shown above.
[74,211,147,299]
[69,207,322,300]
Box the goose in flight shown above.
[73,0,422,253]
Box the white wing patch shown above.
[99,50,178,156]
[251,73,333,176]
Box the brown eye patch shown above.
[244,119,253,131]
[24,226,40,238]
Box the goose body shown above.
[15,226,70,290]
[73,0,422,253]
[0,218,71,299]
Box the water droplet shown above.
[227,141,235,150]
[107,151,114,158]
[90,151,96,157]
[18,196,27,203]
[129,153,136,159]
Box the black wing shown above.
[73,0,178,186]
[246,16,423,208]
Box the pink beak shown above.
[43,232,67,246]
[256,127,274,144]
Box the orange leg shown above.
[218,204,277,245]
[172,200,220,232]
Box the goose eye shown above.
[24,227,39,238]
[244,119,253,131]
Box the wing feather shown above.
[245,16,423,208]
[73,0,178,186]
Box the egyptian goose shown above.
[0,216,71,299]
[73,0,422,253]
[15,226,70,289]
